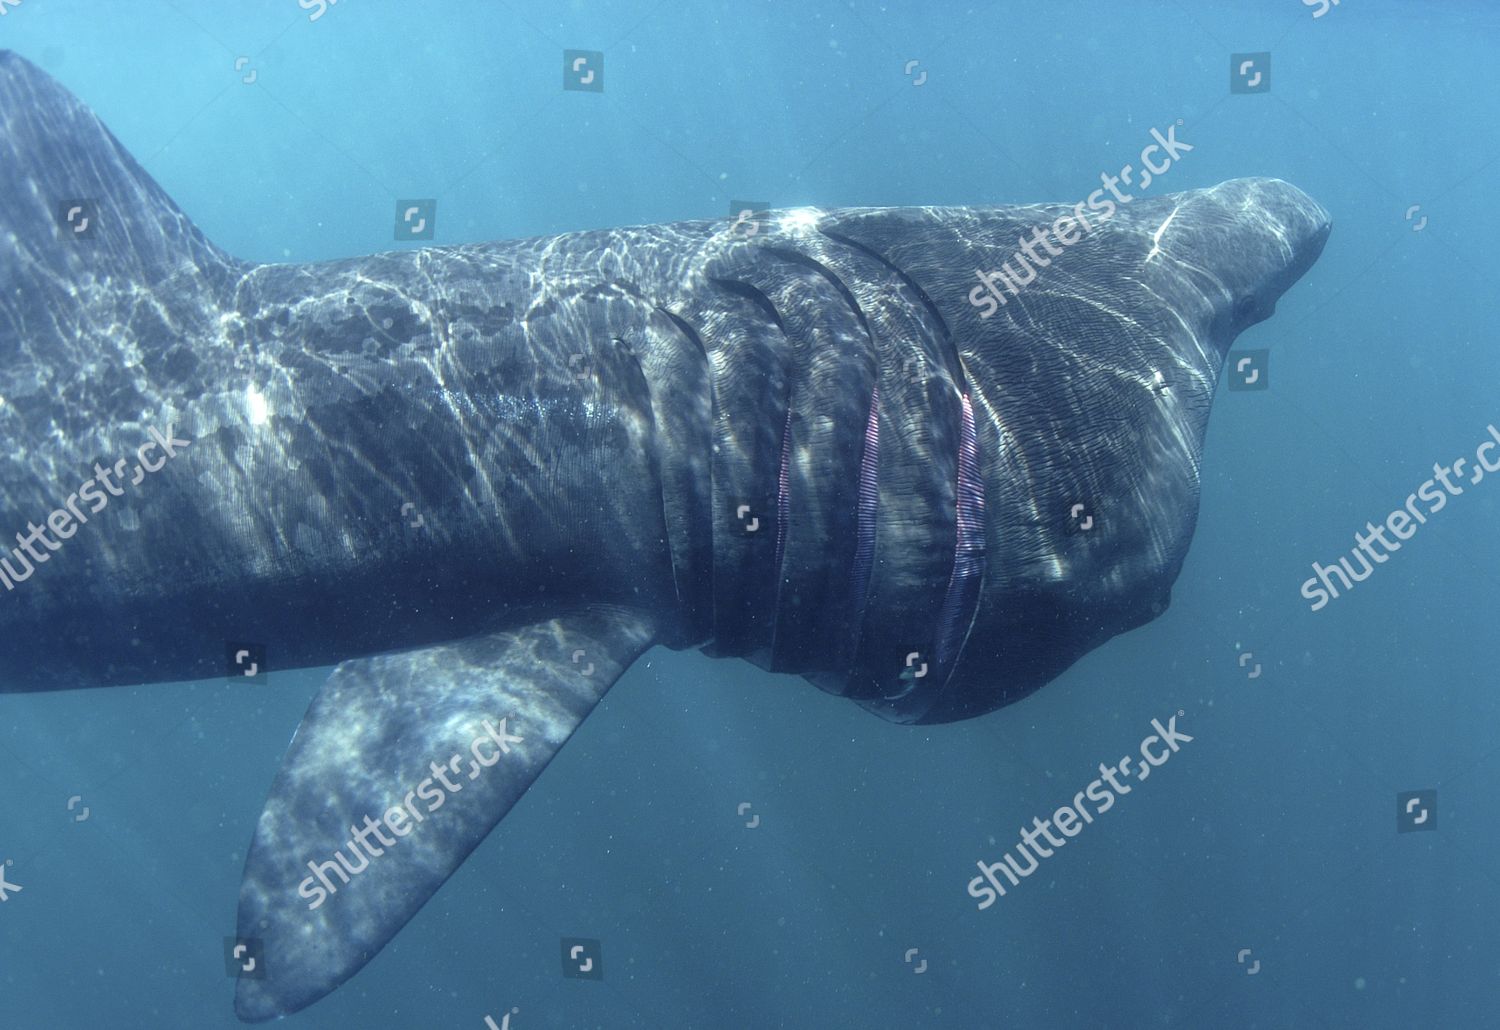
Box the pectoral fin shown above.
[233,606,657,1022]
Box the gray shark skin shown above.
[0,51,1329,1021]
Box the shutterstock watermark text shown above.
[0,425,190,591]
[298,717,524,910]
[969,122,1192,316]
[968,712,1192,909]
[1301,424,1500,611]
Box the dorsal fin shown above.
[0,50,242,430]
[0,51,239,285]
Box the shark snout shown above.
[1210,177,1331,336]
[1270,178,1333,276]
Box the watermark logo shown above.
[571,648,595,676]
[1228,349,1269,391]
[226,642,267,683]
[561,937,603,979]
[1301,424,1500,610]
[967,712,1192,909]
[735,504,760,533]
[395,199,435,241]
[224,936,267,979]
[900,354,928,386]
[884,648,931,701]
[968,122,1190,316]
[1066,501,1095,534]
[729,199,770,237]
[1397,790,1436,833]
[1304,0,1340,18]
[56,199,98,240]
[1237,650,1262,679]
[1231,52,1271,93]
[0,426,190,593]
[563,50,604,92]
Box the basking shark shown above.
[0,51,1329,1020]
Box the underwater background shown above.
[1,1,1495,1027]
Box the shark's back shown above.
[0,53,689,688]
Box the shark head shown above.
[1177,177,1333,340]
[811,178,1333,725]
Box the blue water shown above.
[1,1,1496,1027]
